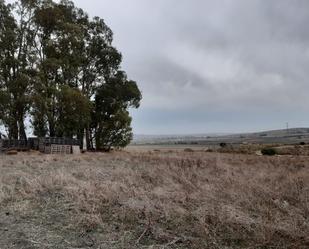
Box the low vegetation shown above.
[0,151,308,248]
[261,147,277,156]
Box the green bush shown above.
[261,148,277,156]
[220,142,227,148]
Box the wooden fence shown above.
[44,144,72,154]
[39,137,80,153]
[0,137,80,154]
[0,139,28,151]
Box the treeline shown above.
[0,0,141,150]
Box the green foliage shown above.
[0,0,38,139]
[57,86,91,137]
[261,148,277,156]
[94,71,142,150]
[95,109,133,150]
[0,0,141,148]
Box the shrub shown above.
[205,147,213,152]
[220,142,227,148]
[300,142,306,145]
[261,148,277,156]
[6,150,18,155]
[184,148,194,152]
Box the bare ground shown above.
[0,151,308,249]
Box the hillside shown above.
[133,128,309,146]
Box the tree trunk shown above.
[18,119,27,140]
[86,127,91,150]
[48,119,55,137]
[76,128,84,149]
[9,121,18,139]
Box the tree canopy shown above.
[0,0,142,150]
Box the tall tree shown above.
[78,16,123,148]
[32,0,87,137]
[0,0,16,137]
[0,0,37,139]
[0,0,141,149]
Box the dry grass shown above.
[216,143,309,156]
[0,151,308,248]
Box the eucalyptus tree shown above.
[94,71,141,150]
[32,0,87,136]
[0,0,37,139]
[0,0,141,149]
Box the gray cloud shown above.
[72,1,309,133]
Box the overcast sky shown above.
[73,0,309,134]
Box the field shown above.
[133,128,309,147]
[0,150,308,249]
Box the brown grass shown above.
[0,151,308,248]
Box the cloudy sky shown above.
[73,0,309,134]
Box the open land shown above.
[0,149,308,249]
[133,128,309,147]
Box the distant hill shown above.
[231,128,309,137]
[133,128,309,145]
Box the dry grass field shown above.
[0,150,308,249]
